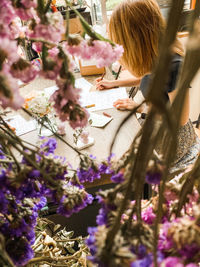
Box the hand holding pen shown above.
[96,65,122,90]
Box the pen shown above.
[129,86,138,98]
[84,104,95,108]
[99,72,106,90]
[103,112,112,118]
[129,86,136,98]
[115,65,122,80]
[100,72,106,81]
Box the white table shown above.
[19,75,141,187]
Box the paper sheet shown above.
[43,79,128,112]
[5,115,37,136]
[82,87,128,111]
[89,112,113,128]
[75,78,92,93]
[80,59,98,67]
[44,85,58,97]
[43,79,92,99]
[74,136,95,150]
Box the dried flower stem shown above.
[28,247,87,264]
[22,108,83,156]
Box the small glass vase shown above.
[37,114,57,137]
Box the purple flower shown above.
[0,191,8,213]
[131,245,147,259]
[96,207,107,225]
[142,206,156,225]
[160,256,184,267]
[57,185,93,217]
[86,227,97,254]
[34,197,47,210]
[29,169,40,178]
[77,167,101,183]
[110,172,124,183]
[146,171,162,185]
[179,243,200,259]
[131,254,152,267]
[131,252,164,267]
[6,237,34,266]
[40,137,57,153]
[158,222,174,251]
[98,163,111,174]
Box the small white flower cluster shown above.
[26,92,52,116]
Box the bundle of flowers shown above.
[24,91,52,117]
[85,169,200,267]
[0,122,124,266]
[0,136,93,266]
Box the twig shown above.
[27,247,87,264]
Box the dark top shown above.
[140,54,183,101]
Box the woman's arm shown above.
[96,77,141,90]
[96,72,141,90]
[168,89,190,126]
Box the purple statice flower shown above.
[158,222,174,251]
[29,169,40,178]
[40,137,57,154]
[131,254,152,267]
[160,256,184,267]
[6,237,34,266]
[110,172,124,183]
[0,191,8,213]
[130,245,147,259]
[96,207,107,226]
[146,171,162,185]
[98,163,113,175]
[141,206,156,225]
[54,168,68,181]
[179,243,200,260]
[57,185,93,217]
[85,227,108,266]
[0,169,6,184]
[26,228,36,245]
[98,154,115,175]
[131,252,164,267]
[77,167,101,183]
[86,227,97,254]
[9,218,27,238]
[13,179,44,200]
[23,210,38,228]
[0,145,6,159]
[34,196,47,211]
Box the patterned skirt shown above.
[138,117,200,171]
[171,119,200,171]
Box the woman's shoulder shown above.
[167,53,183,93]
[140,53,184,98]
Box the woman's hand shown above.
[95,78,117,90]
[113,98,138,110]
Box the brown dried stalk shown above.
[101,0,197,266]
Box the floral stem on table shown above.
[22,107,83,156]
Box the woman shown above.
[97,0,199,170]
